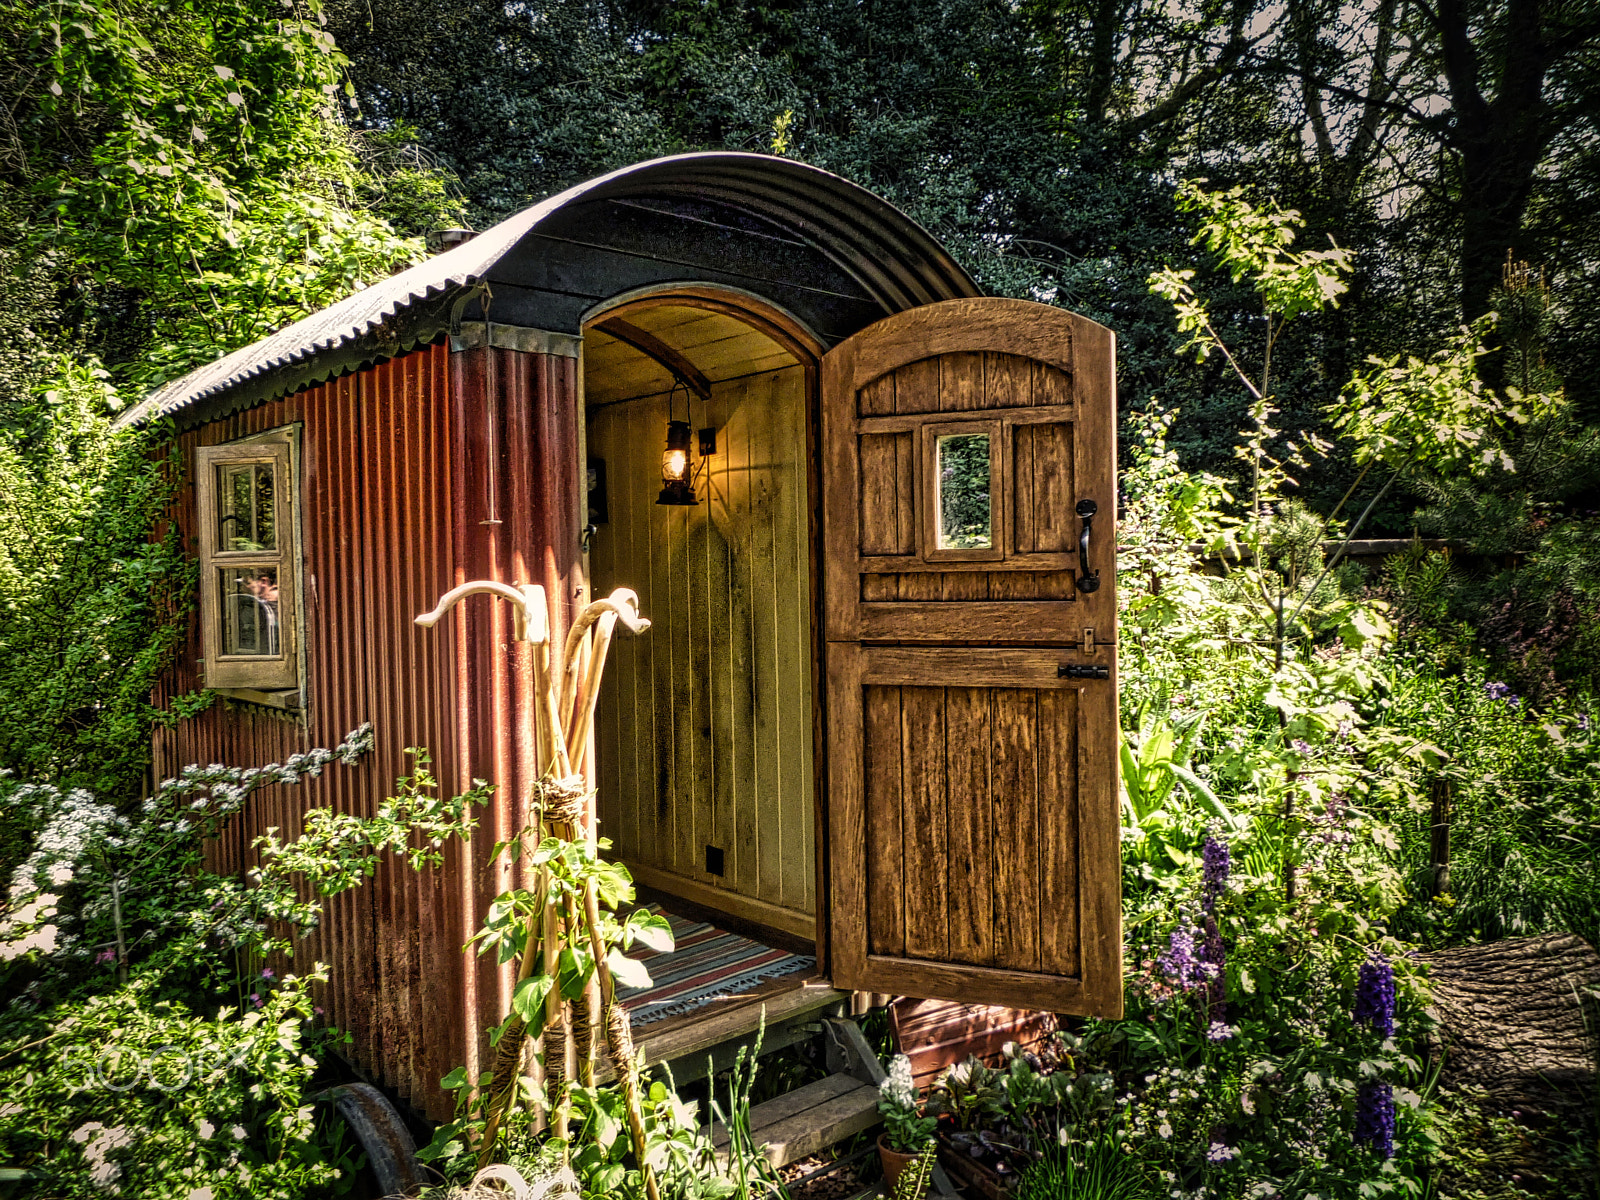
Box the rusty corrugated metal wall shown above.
[154,339,580,1120]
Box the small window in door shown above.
[195,434,300,699]
[920,420,1002,561]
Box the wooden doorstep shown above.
[711,1072,882,1168]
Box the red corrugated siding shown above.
[153,340,580,1119]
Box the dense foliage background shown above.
[0,2,1596,1198]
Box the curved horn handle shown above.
[415,580,549,643]
[560,588,649,667]
[558,589,652,720]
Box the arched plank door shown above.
[822,298,1122,1017]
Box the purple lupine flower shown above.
[1485,681,1517,704]
[1156,925,1199,990]
[1202,835,1230,914]
[1354,954,1396,1039]
[1354,1081,1395,1157]
[1290,738,1313,756]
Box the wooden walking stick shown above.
[555,589,648,1087]
[416,581,568,1158]
[416,582,656,1189]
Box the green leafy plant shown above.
[926,1055,1007,1132]
[0,730,496,1199]
[1119,707,1239,870]
[878,1053,938,1152]
[889,1138,938,1200]
[1015,1130,1146,1200]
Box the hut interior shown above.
[582,299,819,962]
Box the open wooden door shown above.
[822,298,1121,1017]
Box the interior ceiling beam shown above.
[592,316,712,401]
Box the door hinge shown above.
[1058,663,1110,679]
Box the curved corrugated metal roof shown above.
[116,152,979,427]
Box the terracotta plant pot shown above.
[877,1133,921,1193]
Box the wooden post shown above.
[1428,778,1453,899]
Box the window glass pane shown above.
[217,462,276,551]
[220,567,281,656]
[936,433,992,549]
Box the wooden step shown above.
[711,1071,881,1168]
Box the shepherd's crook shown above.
[417,579,566,1153]
[415,581,655,1198]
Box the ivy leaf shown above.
[606,948,652,991]
[557,947,593,999]
[626,911,674,953]
[511,974,553,1025]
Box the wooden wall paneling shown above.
[702,384,738,898]
[724,381,760,903]
[900,686,949,961]
[1038,688,1081,977]
[750,372,784,908]
[587,361,814,928]
[776,369,814,914]
[643,400,681,876]
[990,689,1041,975]
[863,685,905,957]
[622,401,653,872]
[684,489,715,889]
[944,687,994,966]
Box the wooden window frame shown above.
[917,418,1004,563]
[195,433,301,697]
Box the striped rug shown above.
[616,907,816,1028]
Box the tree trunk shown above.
[1436,0,1556,336]
[1421,934,1600,1118]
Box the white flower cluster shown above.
[1122,1064,1211,1150]
[71,1122,133,1193]
[145,724,375,832]
[8,784,126,904]
[878,1053,918,1111]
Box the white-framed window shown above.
[195,430,301,699]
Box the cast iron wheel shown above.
[320,1081,423,1198]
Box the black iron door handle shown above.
[1075,498,1100,593]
